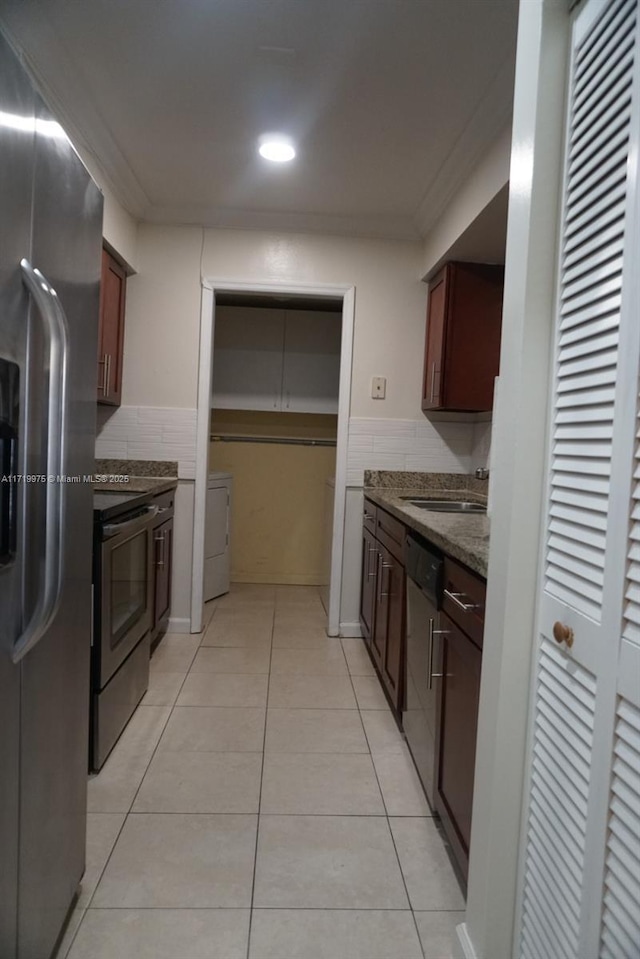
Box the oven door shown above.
[97,508,154,689]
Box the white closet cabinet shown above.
[282,310,342,414]
[211,306,341,414]
[211,307,284,411]
[517,1,640,957]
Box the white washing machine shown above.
[204,472,232,601]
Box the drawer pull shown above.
[444,588,481,613]
[364,512,375,521]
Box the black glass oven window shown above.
[110,528,147,647]
[0,358,19,568]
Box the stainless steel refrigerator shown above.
[0,30,103,959]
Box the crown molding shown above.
[0,6,150,217]
[0,5,513,244]
[142,202,421,242]
[414,55,515,238]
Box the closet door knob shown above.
[552,621,574,648]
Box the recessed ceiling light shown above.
[258,135,296,163]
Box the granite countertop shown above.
[93,476,177,494]
[92,458,178,495]
[364,472,490,578]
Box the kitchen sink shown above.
[401,498,487,513]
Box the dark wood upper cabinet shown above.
[422,261,504,413]
[97,247,126,406]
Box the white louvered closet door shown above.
[600,390,640,956]
[518,0,640,957]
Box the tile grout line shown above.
[82,641,198,915]
[246,593,276,959]
[70,904,459,911]
[343,638,427,959]
[64,637,200,955]
[73,592,437,957]
[65,591,305,954]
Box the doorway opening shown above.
[191,279,355,637]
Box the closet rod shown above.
[209,434,337,448]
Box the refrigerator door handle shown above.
[12,259,69,663]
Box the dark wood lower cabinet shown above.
[359,500,485,879]
[378,545,404,705]
[360,526,377,646]
[360,499,405,714]
[153,516,173,635]
[150,489,175,646]
[434,610,482,884]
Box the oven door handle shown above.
[12,260,69,664]
[102,505,158,540]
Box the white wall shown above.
[119,225,433,419]
[198,230,433,627]
[421,126,511,280]
[123,225,203,408]
[91,169,508,635]
[112,224,481,628]
[470,418,492,472]
[201,229,428,420]
[168,481,195,632]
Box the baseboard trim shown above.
[453,922,476,959]
[340,622,363,638]
[167,617,191,635]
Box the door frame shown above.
[455,4,573,958]
[190,278,355,636]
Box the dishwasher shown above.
[403,530,444,811]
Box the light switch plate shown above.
[371,376,386,399]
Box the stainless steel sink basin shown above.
[401,498,487,514]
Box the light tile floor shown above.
[58,585,464,959]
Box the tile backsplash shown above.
[347,417,490,486]
[95,409,492,486]
[95,406,197,479]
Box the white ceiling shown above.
[0,0,518,240]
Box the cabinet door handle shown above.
[429,362,435,404]
[98,353,108,394]
[155,531,165,568]
[105,353,112,397]
[428,620,450,689]
[444,588,481,612]
[367,545,376,578]
[380,561,393,598]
